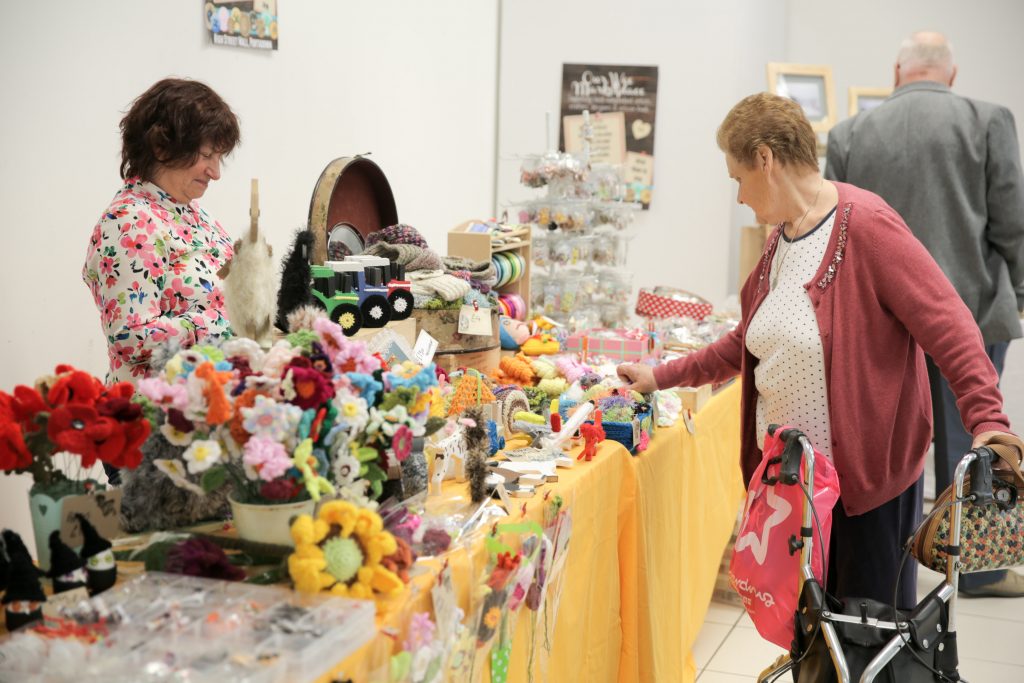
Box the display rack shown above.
[447,220,532,320]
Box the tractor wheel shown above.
[360,295,392,328]
[331,303,362,336]
[388,289,414,320]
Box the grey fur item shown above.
[400,440,429,499]
[462,407,490,503]
[119,427,231,533]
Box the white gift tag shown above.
[413,329,439,366]
[458,305,492,335]
[682,409,696,435]
[431,567,458,641]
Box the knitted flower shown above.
[333,451,361,485]
[334,341,381,375]
[347,373,383,407]
[381,406,425,437]
[221,338,265,371]
[137,377,188,412]
[312,317,349,359]
[332,391,370,432]
[260,478,302,501]
[286,366,335,410]
[153,458,205,495]
[243,436,292,482]
[182,439,222,474]
[261,341,301,379]
[242,395,302,442]
[391,425,414,463]
[160,420,195,447]
[287,501,405,607]
[165,537,245,582]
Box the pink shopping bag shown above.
[729,426,840,649]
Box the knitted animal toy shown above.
[492,354,534,387]
[222,180,278,347]
[578,410,606,462]
[462,407,490,503]
[46,531,87,594]
[275,229,315,332]
[3,552,45,631]
[76,514,117,595]
[194,361,233,425]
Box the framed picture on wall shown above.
[848,86,892,117]
[766,63,837,133]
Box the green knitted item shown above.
[323,536,364,584]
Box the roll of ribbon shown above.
[499,293,527,321]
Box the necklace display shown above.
[771,177,824,290]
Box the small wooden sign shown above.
[59,488,123,547]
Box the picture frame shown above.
[766,63,837,133]
[848,86,892,117]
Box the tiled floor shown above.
[696,338,1024,682]
[694,567,1024,681]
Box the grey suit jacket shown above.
[826,81,1024,344]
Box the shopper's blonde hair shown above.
[716,92,818,171]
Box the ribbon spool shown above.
[499,293,526,321]
[492,252,526,288]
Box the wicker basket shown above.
[558,397,654,454]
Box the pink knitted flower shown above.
[242,436,292,482]
[333,340,382,375]
[137,377,188,412]
[391,424,414,462]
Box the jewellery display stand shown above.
[507,111,641,332]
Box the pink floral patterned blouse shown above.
[82,178,234,383]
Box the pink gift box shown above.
[563,328,662,362]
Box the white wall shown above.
[786,0,1024,155]
[497,0,787,310]
[0,0,499,552]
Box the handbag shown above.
[913,437,1024,573]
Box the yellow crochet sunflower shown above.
[287,500,405,602]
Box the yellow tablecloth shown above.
[328,381,744,682]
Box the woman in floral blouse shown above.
[83,78,240,383]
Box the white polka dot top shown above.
[746,207,837,458]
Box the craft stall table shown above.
[328,381,745,683]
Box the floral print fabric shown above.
[82,178,234,383]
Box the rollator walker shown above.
[756,425,1011,683]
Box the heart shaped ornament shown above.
[632,118,652,140]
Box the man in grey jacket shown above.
[827,31,1024,597]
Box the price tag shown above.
[413,329,439,366]
[458,304,492,336]
[682,409,696,435]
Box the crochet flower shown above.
[46,367,105,407]
[222,338,265,371]
[332,451,361,485]
[287,501,405,607]
[261,341,301,379]
[333,340,381,375]
[347,373,383,407]
[286,366,335,410]
[332,392,370,432]
[0,419,32,471]
[182,439,222,474]
[260,478,302,501]
[242,395,302,442]
[369,405,426,439]
[160,421,195,447]
[391,425,413,463]
[153,458,205,496]
[243,436,292,482]
[165,537,246,582]
[312,317,349,359]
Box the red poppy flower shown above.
[0,422,32,471]
[105,420,149,470]
[97,396,143,422]
[47,369,103,407]
[11,386,47,427]
[105,382,136,401]
[287,366,335,410]
[47,404,100,468]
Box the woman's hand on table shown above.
[617,363,658,393]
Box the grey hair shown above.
[897,33,954,74]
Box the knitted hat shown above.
[3,551,46,605]
[76,514,112,559]
[47,530,87,594]
[366,223,430,249]
[365,241,443,272]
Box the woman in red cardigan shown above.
[618,92,1020,607]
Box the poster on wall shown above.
[560,64,658,208]
[205,1,278,50]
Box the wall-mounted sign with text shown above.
[560,64,658,208]
[205,0,278,51]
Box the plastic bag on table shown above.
[729,426,840,649]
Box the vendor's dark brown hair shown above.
[717,92,818,171]
[119,78,240,181]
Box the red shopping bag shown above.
[728,427,840,649]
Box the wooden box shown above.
[448,221,532,320]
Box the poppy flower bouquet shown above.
[0,365,151,497]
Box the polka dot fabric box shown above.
[562,328,661,363]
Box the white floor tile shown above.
[955,592,1024,623]
[698,670,757,682]
[705,601,744,625]
[692,621,734,670]
[958,656,1024,682]
[949,613,1024,667]
[705,625,787,677]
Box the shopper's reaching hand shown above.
[616,363,658,393]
